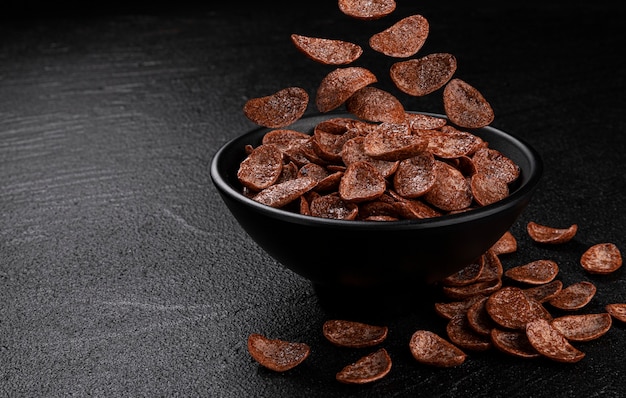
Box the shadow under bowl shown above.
[211,112,542,314]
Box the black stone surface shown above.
[1,2,625,397]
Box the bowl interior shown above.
[212,112,542,228]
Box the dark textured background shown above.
[1,1,625,396]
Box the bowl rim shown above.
[210,112,543,231]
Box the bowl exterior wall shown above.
[215,186,531,288]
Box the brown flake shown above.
[390,53,457,96]
[369,14,429,58]
[247,333,311,372]
[322,319,388,348]
[291,34,363,65]
[336,348,392,384]
[409,330,467,367]
[243,87,309,128]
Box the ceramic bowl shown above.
[211,112,542,311]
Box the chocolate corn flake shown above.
[471,172,510,207]
[443,78,494,129]
[466,296,498,337]
[310,192,359,220]
[341,135,399,178]
[441,257,484,287]
[409,330,467,367]
[390,53,457,96]
[392,153,437,199]
[363,122,427,161]
[478,249,504,283]
[316,67,378,113]
[504,259,559,285]
[386,190,442,219]
[291,34,363,65]
[422,160,473,212]
[434,295,486,320]
[490,328,541,359]
[525,318,585,363]
[485,286,551,330]
[446,314,492,351]
[346,86,406,123]
[523,280,564,303]
[550,313,612,342]
[339,161,386,203]
[472,147,520,184]
[335,348,392,384]
[322,320,388,348]
[527,221,578,244]
[237,144,284,191]
[369,14,429,58]
[548,281,597,311]
[247,333,311,372]
[419,126,485,159]
[405,112,448,130]
[252,177,317,208]
[490,230,518,255]
[243,87,309,128]
[338,0,396,20]
[580,242,623,274]
[606,303,626,323]
[442,277,502,300]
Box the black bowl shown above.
[211,113,542,312]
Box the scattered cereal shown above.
[525,318,585,363]
[580,243,622,274]
[523,280,563,303]
[490,230,518,255]
[409,330,467,367]
[485,286,551,330]
[527,221,578,244]
[548,281,597,311]
[504,259,559,285]
[550,313,612,342]
[490,328,540,359]
[605,303,626,323]
[336,348,392,384]
[434,294,486,320]
[247,333,311,372]
[441,257,484,287]
[322,320,388,348]
[466,296,498,336]
[446,314,492,351]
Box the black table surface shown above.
[2,2,626,397]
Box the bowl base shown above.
[313,282,444,320]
